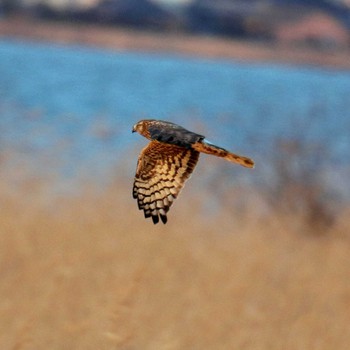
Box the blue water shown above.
[0,39,349,197]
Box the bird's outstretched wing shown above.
[133,140,200,224]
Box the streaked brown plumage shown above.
[132,119,254,224]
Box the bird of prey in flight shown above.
[132,119,254,224]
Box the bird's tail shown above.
[192,140,255,168]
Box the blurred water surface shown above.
[0,39,349,197]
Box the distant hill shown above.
[2,0,350,48]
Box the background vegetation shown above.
[1,138,350,349]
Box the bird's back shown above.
[148,120,205,149]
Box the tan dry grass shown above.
[1,181,350,350]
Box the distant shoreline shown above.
[1,17,350,69]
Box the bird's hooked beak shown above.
[132,125,136,133]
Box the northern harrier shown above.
[132,119,254,224]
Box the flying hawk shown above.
[132,119,254,224]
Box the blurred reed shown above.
[0,146,349,348]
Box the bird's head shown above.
[132,119,155,139]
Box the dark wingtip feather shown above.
[152,215,159,224]
[160,214,168,224]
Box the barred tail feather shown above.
[224,151,255,168]
[192,140,255,168]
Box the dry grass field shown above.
[1,170,350,349]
